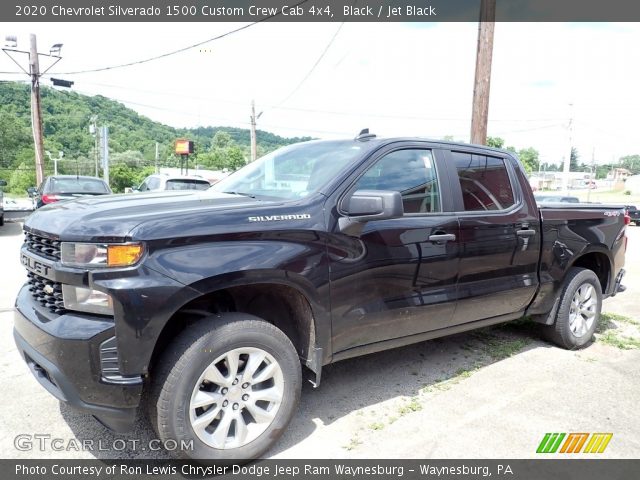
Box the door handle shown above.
[516,229,536,237]
[428,233,456,243]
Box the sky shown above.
[1,21,639,166]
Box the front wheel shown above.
[149,313,302,460]
[542,267,602,350]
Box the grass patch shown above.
[596,312,640,349]
[601,312,640,326]
[454,367,475,379]
[481,336,530,360]
[343,436,362,451]
[368,422,385,431]
[397,397,423,416]
[597,331,640,350]
[422,365,479,394]
[580,356,598,363]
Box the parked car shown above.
[0,179,6,226]
[136,173,211,192]
[535,194,580,204]
[15,135,627,460]
[626,205,640,225]
[30,175,112,208]
[3,198,34,211]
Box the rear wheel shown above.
[149,313,301,460]
[542,267,602,350]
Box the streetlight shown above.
[4,36,17,48]
[49,43,63,56]
[45,150,64,175]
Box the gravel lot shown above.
[0,220,638,459]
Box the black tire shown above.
[542,267,602,350]
[0,215,4,226]
[148,313,301,460]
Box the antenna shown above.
[355,128,376,141]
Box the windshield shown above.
[166,179,210,191]
[49,178,110,194]
[210,141,364,200]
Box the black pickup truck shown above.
[14,135,627,460]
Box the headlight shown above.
[61,243,144,267]
[62,285,114,316]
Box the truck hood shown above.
[24,191,271,241]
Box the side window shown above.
[353,149,440,214]
[147,177,161,190]
[451,152,515,211]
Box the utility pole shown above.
[90,116,99,176]
[470,0,496,145]
[250,100,258,163]
[562,103,573,194]
[29,35,45,185]
[587,147,595,203]
[101,126,109,186]
[155,142,159,173]
[2,35,62,185]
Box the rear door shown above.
[444,149,541,324]
[328,144,460,352]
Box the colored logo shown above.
[536,433,613,454]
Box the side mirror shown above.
[339,190,404,236]
[27,187,37,197]
[0,180,7,187]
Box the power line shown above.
[42,78,567,123]
[270,22,345,110]
[51,1,309,75]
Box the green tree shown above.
[570,147,579,171]
[8,162,37,194]
[0,113,32,169]
[111,150,146,167]
[517,147,540,173]
[212,131,233,149]
[540,162,560,172]
[486,137,504,149]
[0,81,306,174]
[225,145,246,170]
[596,164,613,180]
[109,164,154,193]
[619,155,640,175]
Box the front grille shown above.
[27,272,66,314]
[24,232,61,261]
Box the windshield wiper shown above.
[221,191,256,198]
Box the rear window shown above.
[452,152,515,211]
[165,179,210,191]
[49,178,110,194]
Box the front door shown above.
[328,146,460,353]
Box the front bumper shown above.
[13,285,142,432]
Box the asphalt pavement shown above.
[0,221,638,459]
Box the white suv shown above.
[136,174,211,193]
